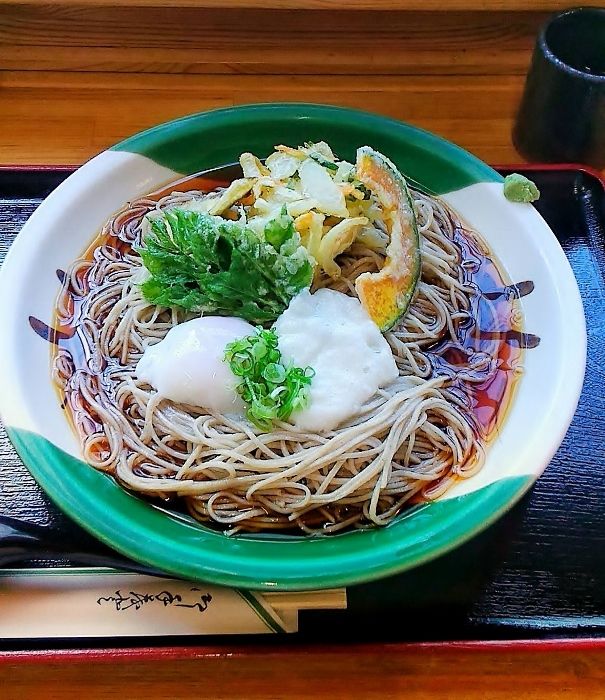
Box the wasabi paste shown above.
[503,173,540,203]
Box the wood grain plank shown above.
[0,0,589,10]
[0,71,524,165]
[0,7,544,76]
[0,45,531,77]
[3,644,605,700]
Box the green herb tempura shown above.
[138,209,313,323]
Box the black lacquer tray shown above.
[1,164,604,650]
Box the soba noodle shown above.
[53,184,498,534]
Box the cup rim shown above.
[539,6,605,83]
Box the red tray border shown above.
[2,638,605,665]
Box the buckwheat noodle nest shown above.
[53,186,498,534]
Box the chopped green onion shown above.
[224,328,314,431]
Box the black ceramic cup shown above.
[513,7,605,167]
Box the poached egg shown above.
[136,316,255,414]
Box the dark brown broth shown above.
[428,225,535,441]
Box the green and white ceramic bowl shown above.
[0,104,586,590]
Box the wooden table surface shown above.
[0,2,555,166]
[2,1,605,697]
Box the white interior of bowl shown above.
[0,151,177,457]
[443,184,585,496]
